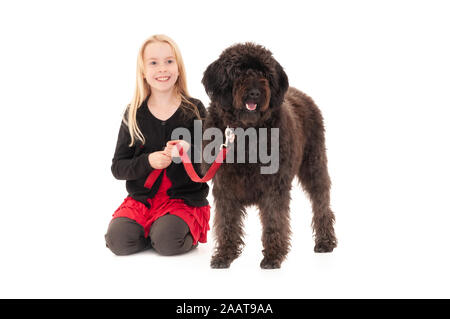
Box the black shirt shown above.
[111,96,209,208]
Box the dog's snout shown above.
[248,89,261,99]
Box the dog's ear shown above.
[202,59,228,99]
[270,61,289,108]
[276,62,289,95]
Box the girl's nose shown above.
[157,64,168,72]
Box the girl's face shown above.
[143,42,179,93]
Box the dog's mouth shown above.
[237,100,261,126]
[245,102,257,111]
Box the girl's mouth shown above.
[155,76,171,82]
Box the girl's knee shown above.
[105,217,149,256]
[150,214,195,256]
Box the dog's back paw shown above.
[314,239,337,253]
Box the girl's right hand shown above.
[148,151,172,169]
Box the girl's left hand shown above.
[164,140,190,158]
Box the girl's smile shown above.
[155,76,171,82]
[143,42,179,92]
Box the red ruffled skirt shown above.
[112,169,210,245]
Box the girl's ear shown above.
[202,59,227,99]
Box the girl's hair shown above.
[123,34,202,147]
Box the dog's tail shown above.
[296,99,330,196]
[287,89,331,198]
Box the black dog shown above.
[202,43,337,269]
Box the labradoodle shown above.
[201,43,337,269]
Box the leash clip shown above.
[220,126,235,149]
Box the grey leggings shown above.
[105,214,196,256]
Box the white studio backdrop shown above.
[0,0,449,298]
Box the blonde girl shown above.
[105,35,210,256]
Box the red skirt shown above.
[112,169,210,245]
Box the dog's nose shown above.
[248,89,260,99]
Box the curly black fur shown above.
[202,43,337,269]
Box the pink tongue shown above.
[247,103,257,110]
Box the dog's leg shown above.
[210,196,246,269]
[258,190,292,269]
[298,130,337,253]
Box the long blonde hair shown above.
[123,34,202,147]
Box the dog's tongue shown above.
[246,103,257,111]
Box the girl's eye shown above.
[167,59,174,64]
[150,61,157,65]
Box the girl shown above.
[105,34,210,256]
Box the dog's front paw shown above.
[314,238,337,253]
[260,257,281,269]
[210,256,231,269]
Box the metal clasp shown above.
[220,126,235,149]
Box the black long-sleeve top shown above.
[111,96,209,208]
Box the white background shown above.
[1,0,449,299]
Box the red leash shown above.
[176,142,229,182]
[144,168,163,189]
[144,127,235,188]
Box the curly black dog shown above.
[201,43,337,269]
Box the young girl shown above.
[105,34,210,256]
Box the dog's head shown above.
[202,43,289,126]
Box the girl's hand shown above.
[148,151,172,169]
[164,140,190,158]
